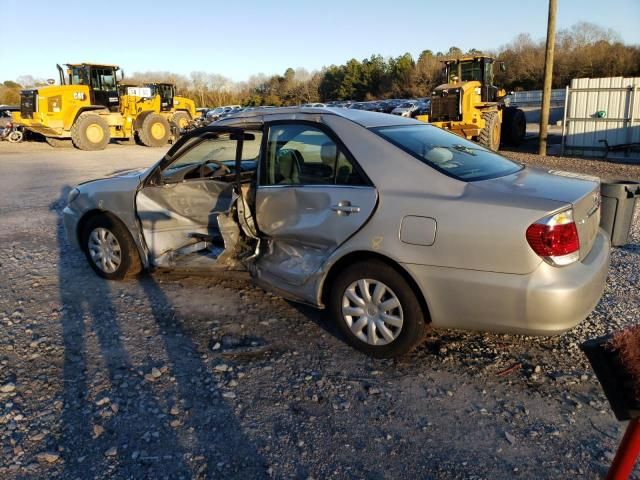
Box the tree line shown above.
[1,22,638,107]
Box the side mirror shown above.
[120,70,125,80]
[499,62,506,72]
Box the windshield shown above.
[460,61,483,82]
[372,124,522,181]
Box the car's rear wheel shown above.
[81,215,142,280]
[330,260,426,358]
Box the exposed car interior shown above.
[137,130,262,270]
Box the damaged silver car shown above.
[64,107,610,357]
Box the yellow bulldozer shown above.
[12,63,198,150]
[417,56,526,151]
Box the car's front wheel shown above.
[81,215,142,280]
[330,260,426,358]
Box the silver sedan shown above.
[63,107,610,357]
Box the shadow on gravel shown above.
[287,302,343,342]
[52,187,266,479]
[138,276,267,477]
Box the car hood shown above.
[77,167,149,186]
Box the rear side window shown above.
[373,124,522,181]
[264,123,367,186]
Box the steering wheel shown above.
[200,159,232,178]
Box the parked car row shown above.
[204,105,243,121]
[323,99,431,118]
[195,98,432,127]
[186,105,279,131]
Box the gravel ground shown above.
[0,141,638,479]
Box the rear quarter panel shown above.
[321,115,560,275]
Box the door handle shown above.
[331,201,361,216]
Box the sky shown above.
[0,0,638,83]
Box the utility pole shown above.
[539,0,557,156]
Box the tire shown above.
[71,113,110,151]
[45,137,73,148]
[133,132,145,146]
[170,111,191,131]
[137,113,171,147]
[329,260,426,358]
[81,214,142,280]
[477,111,501,151]
[501,107,526,146]
[7,131,23,143]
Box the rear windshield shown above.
[372,124,522,181]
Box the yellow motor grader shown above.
[417,56,526,151]
[12,63,197,150]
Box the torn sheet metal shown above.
[255,239,328,286]
[237,187,259,240]
[137,181,257,270]
[253,185,377,285]
[214,211,243,268]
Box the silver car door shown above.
[254,122,377,286]
[136,128,258,266]
[137,179,234,264]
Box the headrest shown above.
[277,149,299,183]
[278,149,294,174]
[425,147,453,165]
[320,142,337,166]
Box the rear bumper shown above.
[402,228,610,335]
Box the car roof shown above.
[219,106,420,128]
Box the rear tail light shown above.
[526,208,580,266]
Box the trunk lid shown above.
[474,167,601,260]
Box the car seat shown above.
[276,149,301,184]
[321,141,355,184]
